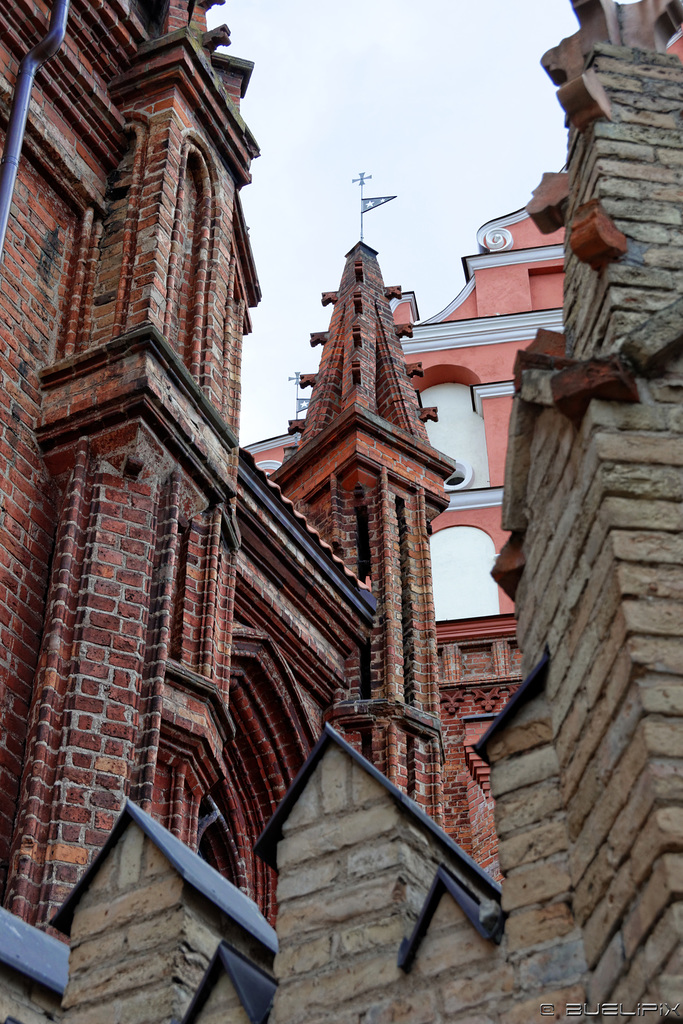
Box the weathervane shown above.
[352,172,396,241]
[288,372,309,417]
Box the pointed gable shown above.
[181,941,276,1024]
[51,801,276,1024]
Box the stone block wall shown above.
[0,962,61,1024]
[490,37,683,1010]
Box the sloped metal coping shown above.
[254,723,501,909]
[51,800,277,954]
[398,863,505,973]
[181,940,276,1024]
[239,453,376,621]
[0,904,68,995]
[473,646,550,764]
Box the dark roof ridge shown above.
[51,800,277,954]
[254,724,501,903]
[238,449,376,616]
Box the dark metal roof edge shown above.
[238,452,376,622]
[52,801,277,952]
[254,725,501,901]
[473,647,550,764]
[180,943,224,1024]
[397,863,504,973]
[0,907,69,996]
[233,191,261,309]
[181,940,276,1024]
[218,943,277,1024]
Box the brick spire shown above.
[300,241,430,445]
[274,244,454,825]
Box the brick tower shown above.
[273,243,454,822]
[1,0,261,925]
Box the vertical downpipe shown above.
[0,0,70,267]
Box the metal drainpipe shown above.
[0,0,70,265]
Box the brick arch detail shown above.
[223,627,320,919]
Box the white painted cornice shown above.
[476,207,531,249]
[420,245,563,325]
[419,277,476,325]
[244,433,290,454]
[405,308,564,355]
[391,291,419,322]
[446,486,504,511]
[472,381,515,416]
[463,244,564,280]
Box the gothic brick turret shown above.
[0,0,378,931]
[274,242,455,823]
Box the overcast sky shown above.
[208,1,581,444]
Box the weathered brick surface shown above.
[0,0,374,935]
[438,632,522,873]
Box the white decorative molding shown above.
[255,460,283,473]
[463,244,564,279]
[244,433,290,455]
[475,207,531,251]
[446,486,504,511]
[390,291,419,322]
[419,276,475,325]
[420,245,563,324]
[481,227,513,253]
[405,308,564,355]
[472,381,515,417]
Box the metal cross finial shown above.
[353,172,372,241]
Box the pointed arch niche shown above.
[166,143,213,376]
[430,525,500,621]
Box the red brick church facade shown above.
[0,0,512,930]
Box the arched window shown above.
[430,526,500,620]
[421,382,489,488]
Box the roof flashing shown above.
[397,863,504,973]
[0,905,69,996]
[181,940,276,1024]
[473,647,550,763]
